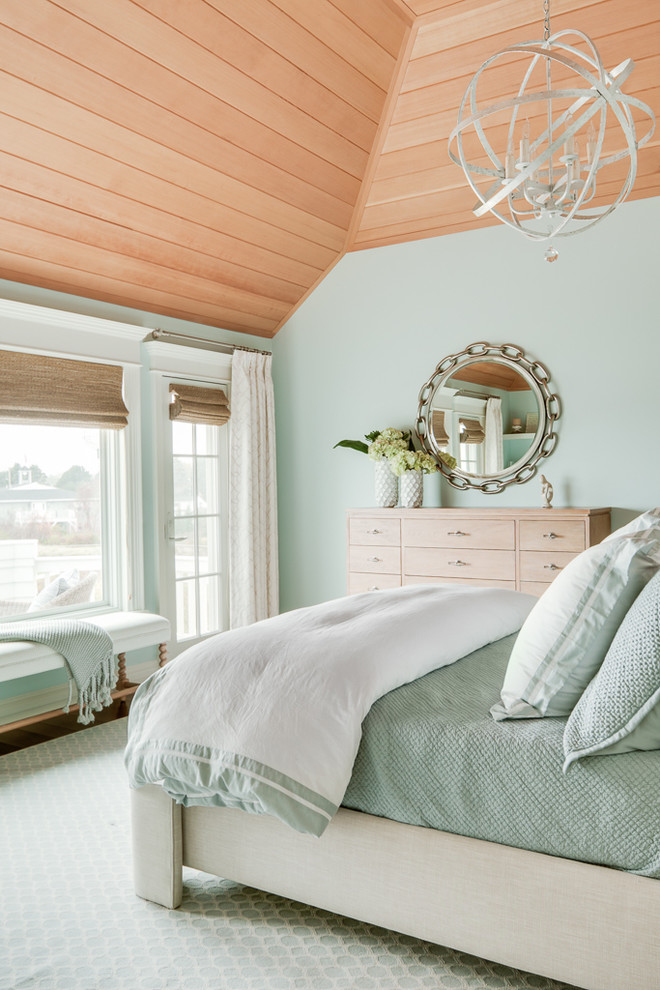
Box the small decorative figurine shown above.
[541,475,554,509]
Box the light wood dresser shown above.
[347,507,611,598]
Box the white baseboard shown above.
[0,659,156,726]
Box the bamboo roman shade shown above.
[459,417,485,444]
[431,410,450,447]
[169,383,230,425]
[0,349,128,428]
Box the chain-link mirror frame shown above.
[416,342,561,494]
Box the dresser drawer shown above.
[519,550,578,583]
[349,516,401,547]
[519,519,586,552]
[403,575,515,591]
[520,581,552,598]
[349,572,402,594]
[403,517,515,550]
[404,547,516,581]
[349,545,400,574]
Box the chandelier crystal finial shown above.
[448,0,655,254]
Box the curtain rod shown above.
[455,389,496,401]
[149,328,270,356]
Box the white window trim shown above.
[144,340,231,655]
[0,298,146,615]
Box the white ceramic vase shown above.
[374,459,398,508]
[400,469,423,508]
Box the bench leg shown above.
[115,652,137,716]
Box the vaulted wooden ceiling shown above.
[1,0,658,337]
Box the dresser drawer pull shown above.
[367,556,382,563]
[544,563,562,571]
[366,528,382,535]
[543,532,559,540]
[447,530,467,536]
[448,560,467,567]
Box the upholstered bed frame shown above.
[131,784,660,990]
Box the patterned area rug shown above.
[0,720,579,990]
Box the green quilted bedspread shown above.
[343,633,660,878]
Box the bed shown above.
[128,526,660,990]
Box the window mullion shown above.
[192,426,200,640]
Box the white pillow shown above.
[603,507,660,542]
[28,568,80,612]
[490,534,660,721]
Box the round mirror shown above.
[416,342,560,493]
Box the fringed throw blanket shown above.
[0,620,116,724]
[125,585,536,836]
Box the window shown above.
[458,437,484,475]
[171,418,229,641]
[458,416,485,475]
[431,389,487,475]
[146,339,232,656]
[0,423,123,618]
[0,305,145,621]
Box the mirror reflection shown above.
[429,359,541,478]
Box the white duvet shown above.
[125,584,535,836]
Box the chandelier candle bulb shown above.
[520,120,531,165]
[586,122,596,165]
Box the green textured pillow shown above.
[490,533,660,721]
[563,570,660,770]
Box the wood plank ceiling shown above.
[0,0,658,337]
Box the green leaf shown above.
[333,439,369,454]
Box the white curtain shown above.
[229,349,279,628]
[484,397,504,474]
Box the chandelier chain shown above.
[543,0,551,42]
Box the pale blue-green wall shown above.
[272,196,660,613]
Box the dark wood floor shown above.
[0,697,132,756]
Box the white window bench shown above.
[0,610,170,733]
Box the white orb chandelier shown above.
[448,0,655,260]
